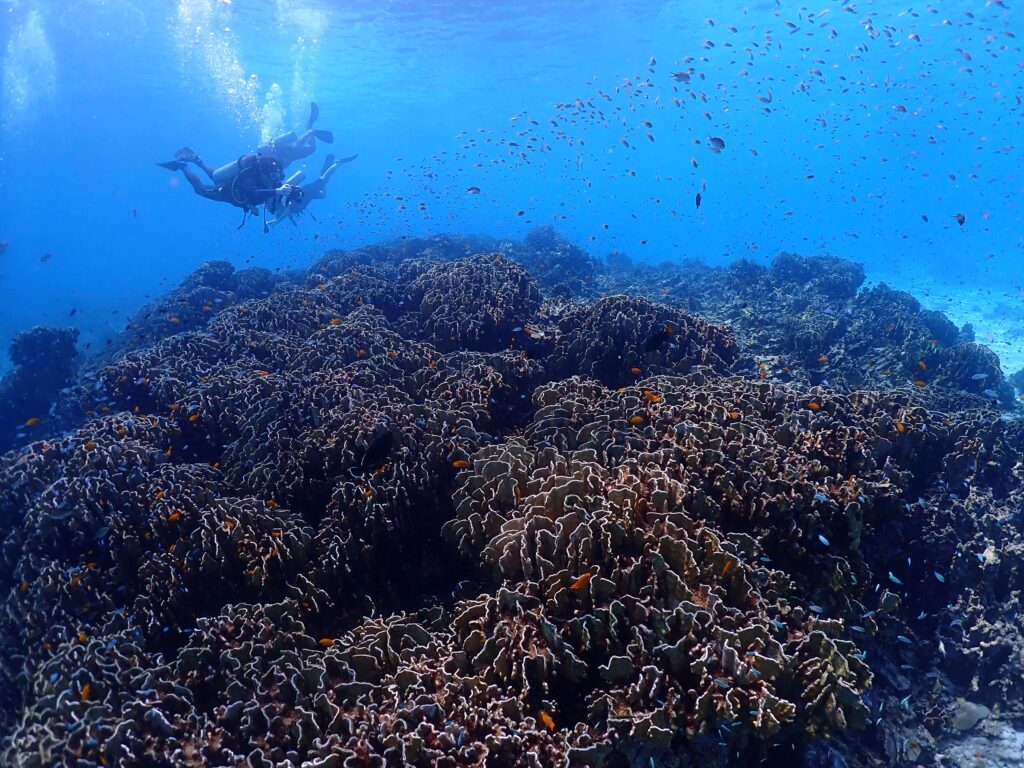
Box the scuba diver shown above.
[266,153,358,228]
[158,150,303,228]
[159,102,332,181]
[157,102,332,227]
[258,101,334,167]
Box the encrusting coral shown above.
[0,238,1021,767]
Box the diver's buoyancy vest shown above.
[228,154,262,206]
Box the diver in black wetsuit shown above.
[158,102,339,227]
[266,152,358,228]
[257,101,334,167]
[158,101,331,187]
[160,150,302,223]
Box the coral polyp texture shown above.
[0,235,1021,767]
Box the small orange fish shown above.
[188,413,201,423]
[265,499,279,509]
[80,682,91,702]
[917,360,927,370]
[914,380,928,387]
[817,355,829,363]
[729,410,741,420]
[167,511,181,522]
[451,459,470,469]
[540,710,556,731]
[169,316,182,325]
[642,391,662,403]
[24,417,41,427]
[895,422,906,433]
[757,362,768,381]
[570,572,592,590]
[807,402,822,411]
[630,366,642,375]
[318,638,334,647]
[629,415,645,425]
[84,440,97,450]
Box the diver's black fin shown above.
[174,146,200,163]
[156,160,186,171]
[307,102,319,130]
[320,154,336,175]
[313,129,334,144]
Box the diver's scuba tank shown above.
[212,153,260,185]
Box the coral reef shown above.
[0,326,79,451]
[549,295,737,387]
[111,260,285,355]
[0,234,1022,767]
[408,252,542,352]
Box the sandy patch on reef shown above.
[936,718,1024,767]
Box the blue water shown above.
[1,0,1022,372]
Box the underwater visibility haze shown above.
[0,0,1023,765]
